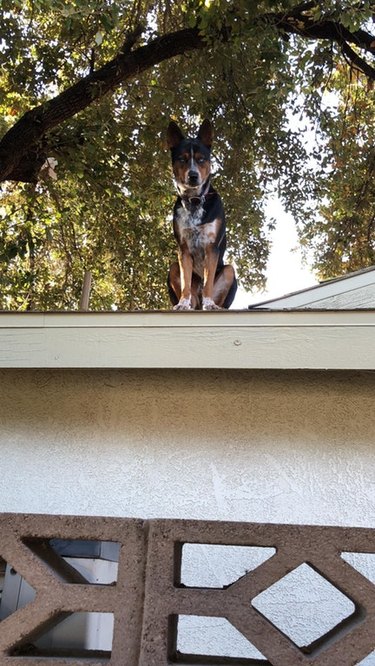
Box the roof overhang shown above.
[0,310,375,370]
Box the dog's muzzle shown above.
[187,170,200,186]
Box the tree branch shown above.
[267,3,375,56]
[341,40,375,80]
[265,4,375,79]
[0,4,374,183]
[0,26,203,182]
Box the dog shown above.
[167,119,237,310]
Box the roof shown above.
[249,265,375,310]
[1,309,375,370]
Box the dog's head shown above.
[167,120,212,197]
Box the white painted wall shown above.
[1,368,375,662]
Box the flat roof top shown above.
[1,309,375,370]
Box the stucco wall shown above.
[1,368,375,523]
[1,368,375,661]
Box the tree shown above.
[0,0,374,309]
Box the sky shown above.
[230,89,340,309]
[232,196,317,309]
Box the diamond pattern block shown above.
[0,515,374,665]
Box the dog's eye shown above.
[178,156,188,164]
[197,157,206,164]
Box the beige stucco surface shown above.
[0,367,374,526]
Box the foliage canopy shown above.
[0,0,374,309]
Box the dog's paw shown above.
[202,297,221,311]
[173,297,193,311]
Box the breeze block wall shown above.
[0,368,375,664]
[0,514,375,665]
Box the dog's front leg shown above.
[202,245,221,310]
[174,249,194,310]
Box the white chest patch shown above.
[176,207,220,278]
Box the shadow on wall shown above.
[0,368,374,447]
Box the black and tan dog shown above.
[167,119,237,310]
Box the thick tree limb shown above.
[341,40,375,79]
[0,5,374,183]
[0,26,203,183]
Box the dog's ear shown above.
[167,121,184,149]
[197,119,213,149]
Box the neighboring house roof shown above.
[249,266,375,310]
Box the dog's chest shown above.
[175,206,218,277]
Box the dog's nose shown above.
[188,170,199,184]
